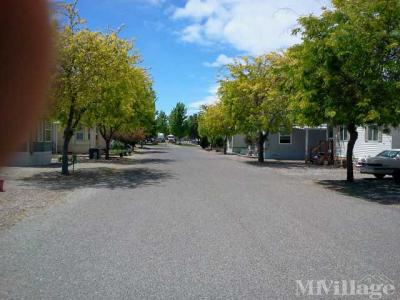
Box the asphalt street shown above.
[0,145,399,299]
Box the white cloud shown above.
[204,54,235,67]
[188,96,217,110]
[181,24,204,43]
[188,84,219,113]
[172,0,331,55]
[173,0,222,20]
[119,0,165,6]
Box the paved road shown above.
[0,146,399,299]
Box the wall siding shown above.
[55,127,106,154]
[9,120,53,166]
[392,128,400,149]
[334,127,392,159]
[227,134,247,154]
[265,129,326,160]
[228,129,327,160]
[8,151,52,166]
[265,129,305,160]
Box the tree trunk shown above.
[258,131,265,163]
[105,139,111,160]
[223,135,228,155]
[346,124,358,182]
[61,128,73,175]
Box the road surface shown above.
[0,145,399,299]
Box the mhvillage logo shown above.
[296,274,396,299]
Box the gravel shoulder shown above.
[0,149,157,229]
[214,150,400,205]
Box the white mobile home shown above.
[334,125,393,160]
[53,126,106,154]
[9,120,53,166]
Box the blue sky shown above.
[75,0,330,115]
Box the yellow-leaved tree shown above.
[219,54,290,162]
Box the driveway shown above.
[0,145,399,299]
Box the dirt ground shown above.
[0,154,145,229]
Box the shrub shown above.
[200,136,210,149]
[214,136,224,148]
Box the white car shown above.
[359,149,400,179]
[167,135,176,143]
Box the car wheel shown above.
[373,174,385,179]
[394,169,400,184]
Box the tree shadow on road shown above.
[21,167,174,191]
[133,146,169,155]
[133,150,169,155]
[316,178,400,205]
[134,158,175,164]
[82,158,175,165]
[244,160,314,169]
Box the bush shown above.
[214,136,224,148]
[111,141,125,150]
[200,136,210,149]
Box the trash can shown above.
[89,148,100,159]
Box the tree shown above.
[220,54,290,162]
[198,103,233,154]
[114,127,147,149]
[128,69,156,140]
[169,102,187,142]
[288,0,400,181]
[184,114,199,140]
[155,111,169,135]
[84,32,140,160]
[52,1,104,174]
[52,1,155,170]
[89,59,155,159]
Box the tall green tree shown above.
[289,0,400,181]
[116,68,156,144]
[130,69,156,134]
[53,1,155,169]
[155,111,169,135]
[169,102,187,142]
[52,1,104,174]
[198,103,234,154]
[220,53,290,162]
[184,114,199,140]
[84,32,140,160]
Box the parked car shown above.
[167,135,176,143]
[359,149,400,179]
[146,138,158,145]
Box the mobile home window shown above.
[279,129,292,144]
[339,126,348,141]
[44,122,52,142]
[367,125,379,142]
[76,129,85,141]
